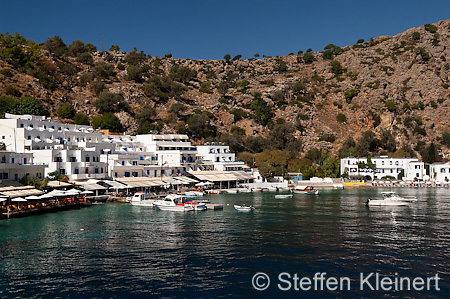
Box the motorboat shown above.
[236,188,251,193]
[184,191,204,197]
[234,205,255,212]
[366,191,416,206]
[129,192,155,207]
[251,188,262,192]
[224,189,238,194]
[205,189,221,194]
[154,194,205,211]
[266,186,278,192]
[292,186,319,195]
[275,194,293,199]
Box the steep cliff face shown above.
[1,20,450,155]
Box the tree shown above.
[223,54,231,62]
[303,52,315,64]
[125,48,146,65]
[68,39,85,57]
[42,36,67,57]
[336,113,347,123]
[57,103,76,119]
[94,91,128,113]
[73,113,90,125]
[109,45,120,52]
[331,60,343,75]
[92,113,123,132]
[441,132,450,147]
[187,112,217,140]
[232,54,242,61]
[93,61,115,79]
[379,129,396,152]
[8,97,44,115]
[250,93,273,126]
[356,130,379,157]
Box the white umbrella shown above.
[195,182,206,187]
[39,193,54,199]
[25,195,41,200]
[64,189,80,196]
[80,191,94,195]
[11,197,27,202]
[205,182,214,185]
[0,198,7,202]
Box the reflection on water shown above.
[0,188,449,298]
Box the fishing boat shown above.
[154,194,201,211]
[275,194,293,199]
[234,205,255,212]
[129,192,155,207]
[292,186,319,195]
[366,191,416,206]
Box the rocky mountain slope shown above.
[2,20,450,159]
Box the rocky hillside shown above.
[2,20,450,161]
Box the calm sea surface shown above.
[0,188,449,298]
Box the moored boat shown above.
[366,191,416,206]
[292,186,319,195]
[234,204,255,212]
[129,192,155,207]
[275,194,293,199]
[154,194,196,211]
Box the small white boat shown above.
[130,192,155,207]
[266,186,278,192]
[252,188,262,192]
[366,191,416,206]
[275,194,293,199]
[234,205,255,212]
[205,189,221,194]
[292,186,319,195]
[184,191,204,197]
[154,194,196,211]
[224,189,238,194]
[237,188,251,193]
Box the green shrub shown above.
[57,103,76,119]
[344,89,358,103]
[0,68,13,77]
[303,52,315,64]
[385,100,397,112]
[94,91,128,113]
[331,60,343,75]
[80,73,94,87]
[336,113,347,122]
[92,113,123,132]
[76,52,94,65]
[93,61,115,79]
[219,98,228,104]
[73,113,90,125]
[5,85,21,97]
[8,97,44,115]
[413,125,426,136]
[424,24,437,33]
[199,81,212,93]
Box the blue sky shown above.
[1,0,450,60]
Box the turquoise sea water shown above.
[0,188,449,298]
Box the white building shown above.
[135,134,198,176]
[340,156,424,180]
[0,114,107,181]
[196,144,246,171]
[430,162,450,183]
[0,151,46,181]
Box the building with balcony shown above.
[0,151,46,181]
[196,144,246,171]
[340,156,424,180]
[430,162,450,183]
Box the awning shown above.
[47,181,73,188]
[188,171,254,182]
[0,188,44,198]
[115,177,162,187]
[103,180,131,189]
[81,184,107,191]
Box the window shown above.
[11,158,14,164]
[125,172,130,177]
[390,161,392,165]
[24,158,27,164]
[395,161,399,166]
[382,161,384,165]
[27,135,31,140]
[74,169,79,174]
[85,156,90,162]
[441,168,446,173]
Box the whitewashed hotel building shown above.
[340,156,425,181]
